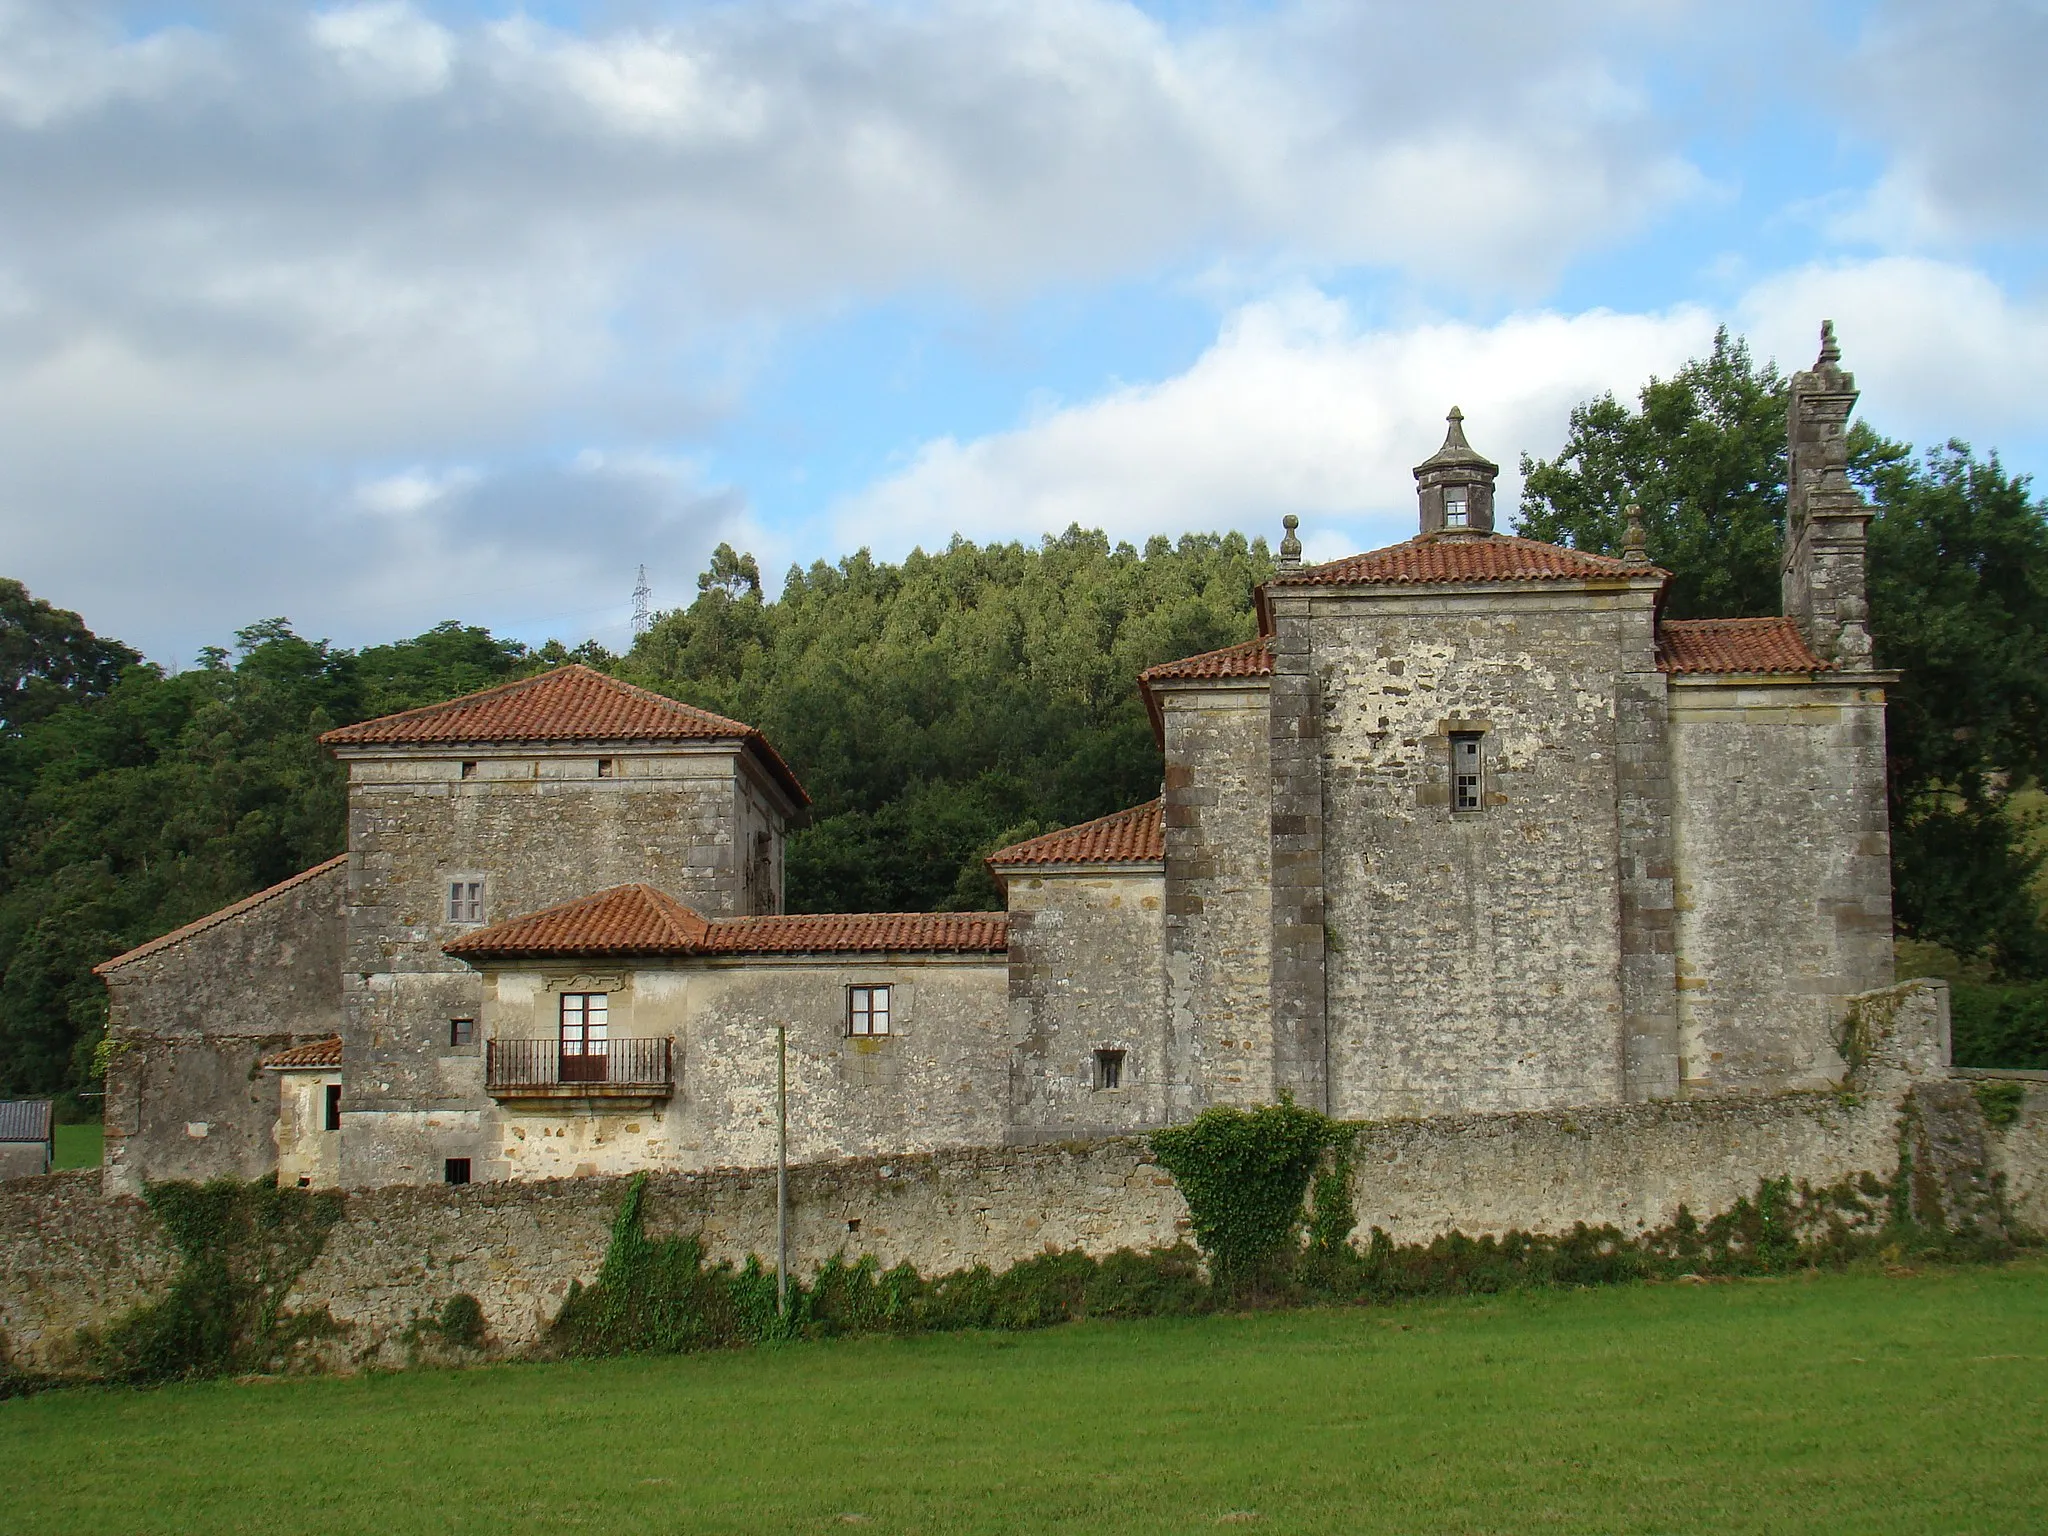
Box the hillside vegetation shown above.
[5,331,2048,1100]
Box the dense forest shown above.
[5,330,2047,1103]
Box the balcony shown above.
[485,1037,674,1101]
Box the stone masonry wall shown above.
[103,858,347,1195]
[1319,587,1658,1118]
[339,744,776,1187]
[1005,870,1168,1140]
[1669,678,1895,1094]
[1160,684,1273,1114]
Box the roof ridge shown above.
[319,664,754,745]
[94,853,348,975]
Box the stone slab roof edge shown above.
[93,853,349,975]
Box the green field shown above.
[51,1122,100,1170]
[5,1262,2045,1535]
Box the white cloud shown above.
[836,290,1718,558]
[311,3,455,98]
[838,255,2048,562]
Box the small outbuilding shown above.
[0,1099,55,1180]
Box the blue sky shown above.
[2,0,2045,662]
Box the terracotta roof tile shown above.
[1139,638,1273,684]
[1269,533,1667,587]
[445,884,710,959]
[94,854,348,975]
[986,801,1163,868]
[445,885,1006,960]
[261,1037,343,1070]
[319,665,809,806]
[1657,617,1834,675]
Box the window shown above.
[323,1083,342,1132]
[459,761,478,780]
[848,985,891,1037]
[596,757,616,778]
[444,1158,472,1186]
[1451,732,1484,811]
[447,881,483,923]
[559,993,609,1082]
[449,1017,475,1048]
[1444,487,1469,527]
[1095,1049,1126,1091]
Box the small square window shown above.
[1451,732,1484,812]
[460,761,478,780]
[323,1083,342,1132]
[447,881,483,923]
[449,1017,475,1048]
[596,758,615,778]
[1444,487,1469,528]
[444,1158,472,1186]
[848,985,891,1037]
[1095,1049,1126,1091]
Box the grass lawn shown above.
[5,1262,2046,1535]
[51,1122,100,1171]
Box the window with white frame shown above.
[1451,732,1484,812]
[848,985,891,1037]
[447,880,483,923]
[1443,486,1469,527]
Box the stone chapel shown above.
[97,325,1896,1192]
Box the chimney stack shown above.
[1783,322,1874,666]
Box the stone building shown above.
[98,325,1902,1191]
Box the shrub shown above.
[1150,1100,1351,1291]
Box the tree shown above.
[1515,334,2048,975]
[1518,329,1788,619]
[0,579,141,734]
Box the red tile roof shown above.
[1138,637,1273,684]
[1269,533,1667,587]
[1657,617,1834,675]
[986,800,1164,868]
[262,1036,343,1070]
[94,854,348,975]
[319,665,808,806]
[445,885,1006,960]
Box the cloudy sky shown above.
[2,0,2044,662]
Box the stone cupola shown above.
[1414,407,1500,536]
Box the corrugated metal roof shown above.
[0,1099,53,1143]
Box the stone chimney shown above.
[1783,322,1874,666]
[1414,408,1500,536]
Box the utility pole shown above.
[776,1022,789,1318]
[631,564,652,637]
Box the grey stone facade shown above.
[98,324,1911,1195]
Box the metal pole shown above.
[776,1022,789,1318]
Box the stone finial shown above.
[1818,319,1841,368]
[1278,514,1302,569]
[1622,504,1649,566]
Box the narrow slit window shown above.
[323,1083,342,1132]
[1443,487,1469,527]
[1094,1049,1126,1091]
[449,1017,475,1048]
[1451,732,1484,812]
[447,881,483,923]
[444,1158,472,1186]
[848,985,891,1037]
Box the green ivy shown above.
[86,1178,343,1383]
[1973,1080,2029,1129]
[1150,1100,1352,1291]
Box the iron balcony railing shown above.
[485,1037,674,1096]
